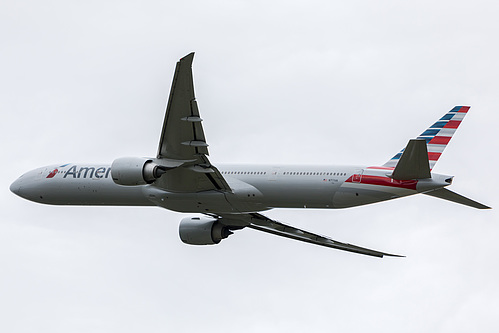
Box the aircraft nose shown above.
[10,168,50,203]
[10,177,22,196]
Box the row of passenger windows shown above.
[221,171,347,176]
[283,172,346,176]
[221,171,267,175]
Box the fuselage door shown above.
[352,169,363,183]
[268,167,280,181]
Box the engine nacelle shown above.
[179,216,232,245]
[111,157,167,186]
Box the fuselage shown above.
[10,163,452,214]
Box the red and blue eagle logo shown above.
[46,164,70,178]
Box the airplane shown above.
[10,53,491,258]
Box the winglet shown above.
[391,139,431,180]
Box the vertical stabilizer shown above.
[384,106,470,170]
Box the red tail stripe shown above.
[429,136,451,145]
[428,152,442,160]
[444,120,461,129]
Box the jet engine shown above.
[111,157,168,186]
[179,216,233,245]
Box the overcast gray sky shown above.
[2,1,499,332]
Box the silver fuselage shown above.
[10,163,451,214]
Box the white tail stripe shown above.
[384,160,397,168]
[450,113,466,121]
[427,144,446,153]
[433,128,457,137]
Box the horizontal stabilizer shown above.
[391,139,431,180]
[424,188,491,209]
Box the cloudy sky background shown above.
[2,1,499,332]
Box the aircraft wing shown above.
[214,213,403,258]
[155,53,230,192]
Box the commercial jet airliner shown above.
[10,53,490,258]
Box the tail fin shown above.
[384,106,470,170]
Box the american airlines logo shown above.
[46,163,70,178]
[46,165,111,179]
[46,169,59,178]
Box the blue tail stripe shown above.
[416,137,433,143]
[420,129,440,136]
[439,114,454,120]
[430,121,447,129]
